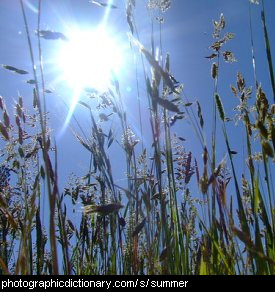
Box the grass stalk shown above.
[19,0,58,274]
[261,0,275,102]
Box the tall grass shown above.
[0,0,274,275]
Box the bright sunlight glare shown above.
[56,27,123,92]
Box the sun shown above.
[53,26,125,136]
[56,27,124,92]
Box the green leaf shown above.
[262,140,274,158]
[38,30,68,41]
[155,97,180,112]
[90,0,118,9]
[2,64,28,75]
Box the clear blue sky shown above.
[0,0,274,194]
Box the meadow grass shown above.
[0,0,274,275]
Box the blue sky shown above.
[0,0,274,198]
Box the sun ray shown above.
[58,87,82,139]
[101,0,116,26]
